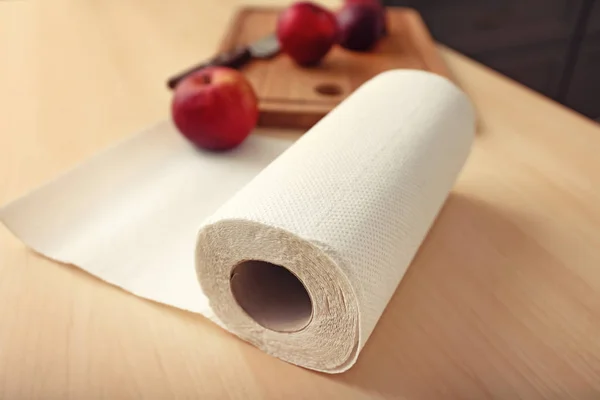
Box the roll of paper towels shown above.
[0,70,475,373]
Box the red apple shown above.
[337,3,382,52]
[276,2,338,66]
[344,0,387,36]
[171,67,259,151]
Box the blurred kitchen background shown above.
[384,0,600,121]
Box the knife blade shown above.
[167,34,280,89]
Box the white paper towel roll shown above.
[0,70,475,373]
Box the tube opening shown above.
[230,260,313,333]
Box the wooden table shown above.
[2,1,600,399]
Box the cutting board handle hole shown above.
[314,83,343,97]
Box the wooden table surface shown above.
[2,1,600,399]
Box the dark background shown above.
[384,0,600,121]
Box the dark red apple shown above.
[344,0,387,36]
[171,67,259,151]
[337,3,382,52]
[276,2,338,66]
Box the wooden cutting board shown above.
[219,7,451,129]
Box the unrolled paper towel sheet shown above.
[0,70,475,373]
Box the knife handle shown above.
[167,46,252,90]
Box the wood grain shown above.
[220,7,451,129]
[1,0,600,399]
